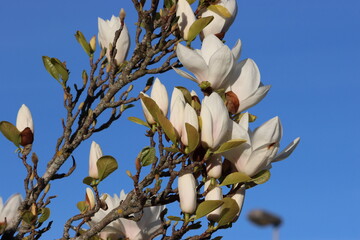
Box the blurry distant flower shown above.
[98,12,130,64]
[89,141,103,179]
[141,78,169,125]
[200,92,230,150]
[201,0,238,39]
[223,113,300,176]
[90,190,165,240]
[176,0,196,40]
[178,173,197,214]
[0,194,22,229]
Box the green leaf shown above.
[50,58,69,82]
[22,211,36,224]
[0,121,21,147]
[97,155,118,181]
[83,176,96,186]
[187,0,196,4]
[175,86,192,104]
[140,95,162,123]
[75,31,92,56]
[77,201,88,213]
[207,5,232,18]
[195,200,224,220]
[250,170,271,185]
[164,147,179,153]
[217,198,239,227]
[157,110,178,143]
[167,216,182,221]
[128,117,150,128]
[188,221,202,230]
[139,147,156,166]
[42,56,60,80]
[38,208,50,223]
[187,16,214,43]
[213,139,247,154]
[185,123,199,154]
[220,172,251,187]
[121,104,135,112]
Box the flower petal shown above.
[252,117,282,150]
[272,137,300,162]
[207,45,234,89]
[237,85,271,113]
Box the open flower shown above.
[223,113,300,176]
[141,78,169,125]
[200,92,231,150]
[175,34,235,90]
[200,0,238,39]
[90,190,165,240]
[178,173,197,214]
[176,0,196,40]
[89,141,103,179]
[98,12,130,64]
[0,194,22,229]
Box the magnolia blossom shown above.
[201,0,238,38]
[89,141,103,179]
[85,188,95,210]
[169,88,186,135]
[178,173,197,214]
[200,92,230,150]
[175,34,235,89]
[226,58,271,113]
[204,180,223,221]
[181,103,199,146]
[231,185,245,216]
[223,113,300,176]
[206,154,223,179]
[16,104,34,133]
[176,0,196,40]
[141,78,169,125]
[90,190,165,240]
[0,194,22,228]
[98,12,130,64]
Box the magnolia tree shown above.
[0,0,300,239]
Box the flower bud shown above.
[176,0,196,40]
[89,35,96,53]
[178,173,197,214]
[16,104,34,134]
[206,154,222,179]
[204,180,223,221]
[89,141,103,179]
[231,185,245,216]
[181,103,198,146]
[86,188,96,210]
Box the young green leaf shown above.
[157,111,178,144]
[77,201,88,213]
[220,172,251,186]
[207,5,232,18]
[38,208,50,223]
[0,121,21,147]
[128,117,150,128]
[140,95,162,123]
[185,123,199,154]
[249,170,271,185]
[213,139,246,154]
[96,156,118,181]
[75,31,92,56]
[195,200,224,220]
[83,176,96,186]
[167,216,183,221]
[187,16,214,43]
[217,198,239,227]
[139,147,156,166]
[175,86,192,104]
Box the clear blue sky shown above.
[0,1,359,239]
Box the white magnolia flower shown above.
[176,0,196,40]
[169,88,186,135]
[140,78,169,125]
[178,173,197,214]
[204,180,223,221]
[231,185,245,216]
[85,188,95,210]
[0,194,22,228]
[90,190,165,240]
[201,0,238,38]
[89,141,103,179]
[226,58,271,113]
[200,92,231,150]
[206,154,223,179]
[175,34,235,89]
[98,12,130,64]
[16,104,34,133]
[223,113,300,176]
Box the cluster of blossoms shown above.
[0,0,299,239]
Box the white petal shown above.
[176,0,196,40]
[231,39,242,61]
[252,117,282,150]
[170,96,185,135]
[172,67,198,83]
[16,104,34,132]
[200,102,214,148]
[181,104,198,146]
[151,78,169,117]
[178,173,197,214]
[89,141,103,178]
[0,194,22,223]
[272,137,300,162]
[237,85,271,113]
[170,88,185,111]
[114,23,130,64]
[231,185,245,216]
[140,93,156,125]
[176,44,209,83]
[207,45,234,89]
[201,34,225,64]
[206,154,223,179]
[204,181,223,221]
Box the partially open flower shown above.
[98,11,130,64]
[89,141,103,179]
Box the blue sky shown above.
[0,0,359,239]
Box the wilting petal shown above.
[89,141,103,178]
[16,104,34,133]
[178,173,197,214]
[272,137,300,162]
[176,0,196,40]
